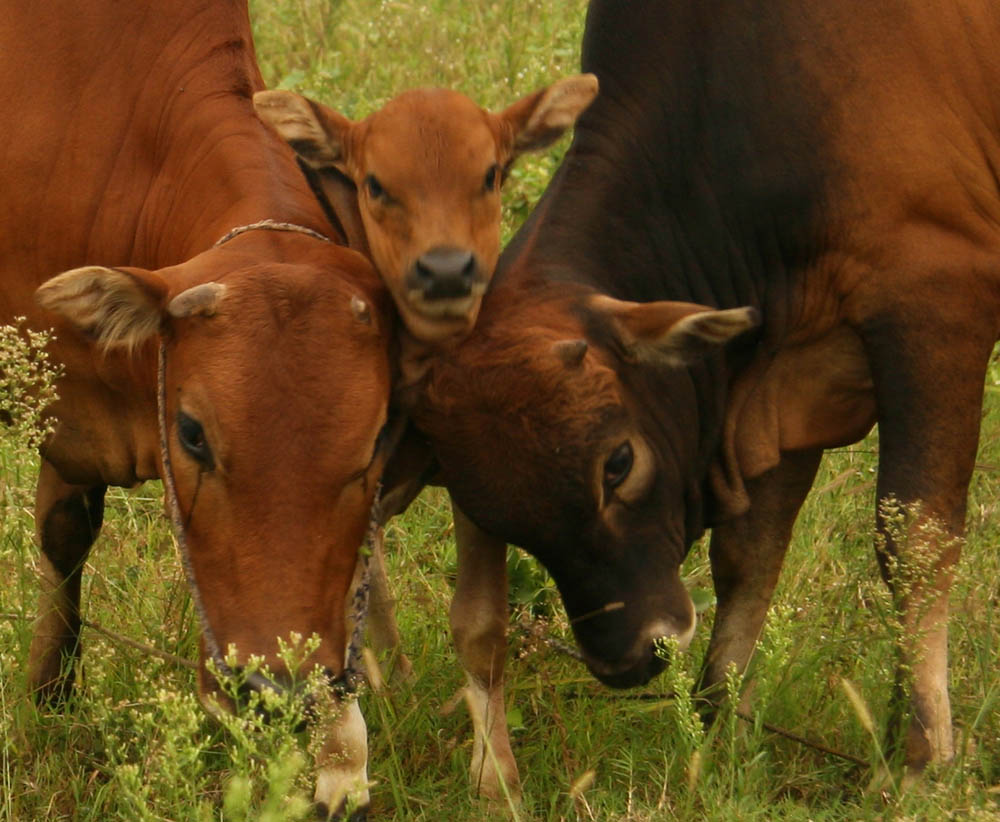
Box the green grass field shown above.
[2,1,999,819]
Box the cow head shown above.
[36,253,392,697]
[413,288,758,687]
[253,76,598,344]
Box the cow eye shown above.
[365,174,385,200]
[177,411,213,468]
[483,164,500,192]
[603,441,633,491]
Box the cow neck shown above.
[155,342,377,698]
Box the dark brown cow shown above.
[409,0,1000,785]
[254,78,597,351]
[0,1,392,815]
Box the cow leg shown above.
[450,500,520,802]
[313,558,375,820]
[698,449,822,703]
[28,459,106,703]
[365,528,413,682]
[313,697,370,821]
[865,319,992,771]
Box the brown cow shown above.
[407,0,1000,785]
[254,78,597,353]
[1,2,393,816]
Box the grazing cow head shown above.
[254,77,598,344]
[36,251,392,697]
[413,287,758,687]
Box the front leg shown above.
[28,459,106,703]
[365,529,413,682]
[699,449,822,703]
[450,500,520,802]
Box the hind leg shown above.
[863,304,994,769]
[28,459,106,702]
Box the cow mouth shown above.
[397,290,485,344]
[404,287,484,319]
[576,613,696,689]
[581,643,668,689]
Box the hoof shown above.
[315,800,369,821]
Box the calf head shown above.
[413,289,758,687]
[254,77,598,344]
[37,254,391,696]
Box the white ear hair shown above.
[641,307,760,365]
[36,265,165,353]
[589,294,759,366]
[167,283,227,318]
[254,90,349,170]
[512,73,599,153]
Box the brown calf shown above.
[254,77,597,348]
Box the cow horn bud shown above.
[167,282,227,318]
[553,339,588,368]
[350,295,371,325]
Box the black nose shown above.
[410,246,478,299]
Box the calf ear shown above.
[589,295,760,366]
[36,266,169,353]
[254,90,368,253]
[254,90,353,174]
[499,73,598,156]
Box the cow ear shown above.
[589,295,760,365]
[254,90,354,174]
[36,265,169,353]
[254,90,369,253]
[499,73,598,157]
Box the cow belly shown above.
[732,324,876,481]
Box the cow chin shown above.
[399,291,483,343]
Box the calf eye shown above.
[177,411,214,469]
[483,164,500,192]
[365,174,385,200]
[603,441,633,491]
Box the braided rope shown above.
[213,219,331,248]
[341,485,382,693]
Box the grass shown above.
[3,0,1000,819]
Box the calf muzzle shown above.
[409,246,479,300]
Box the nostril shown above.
[460,252,476,281]
[414,258,434,282]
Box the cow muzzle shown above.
[407,246,485,303]
[201,664,351,732]
[576,606,697,690]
